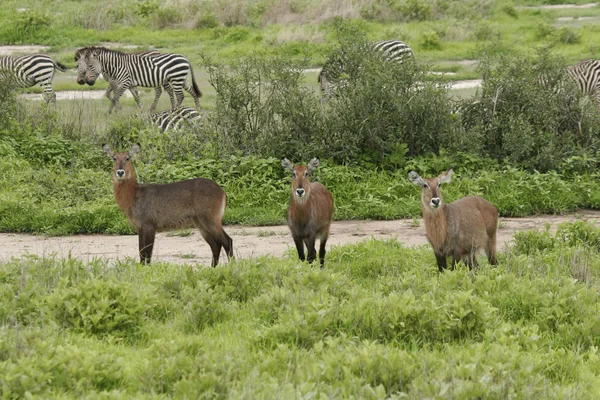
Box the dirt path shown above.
[19,90,134,101]
[1,211,599,266]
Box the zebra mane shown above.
[74,46,127,61]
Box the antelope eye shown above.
[293,171,297,177]
[423,184,428,188]
[112,157,117,161]
[125,156,130,161]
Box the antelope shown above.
[103,144,233,266]
[408,169,498,272]
[281,158,334,268]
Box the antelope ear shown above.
[281,158,294,172]
[408,171,426,187]
[129,143,141,158]
[439,169,453,185]
[307,157,320,172]
[102,144,114,158]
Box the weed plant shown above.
[1,227,600,397]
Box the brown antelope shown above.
[103,144,233,266]
[408,169,498,272]
[281,158,334,268]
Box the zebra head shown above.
[75,48,102,86]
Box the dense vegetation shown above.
[1,0,600,397]
[2,224,600,398]
[1,0,600,76]
[2,26,600,234]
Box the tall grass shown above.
[1,228,600,397]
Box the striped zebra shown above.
[75,47,201,113]
[148,106,202,132]
[102,50,174,109]
[0,54,68,105]
[318,40,413,98]
[566,59,600,102]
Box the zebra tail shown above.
[55,61,69,72]
[189,63,202,97]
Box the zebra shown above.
[565,59,600,102]
[75,47,201,113]
[318,40,414,98]
[102,50,174,109]
[147,106,202,132]
[0,54,68,106]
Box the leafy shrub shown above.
[205,52,322,161]
[3,10,55,44]
[317,22,457,162]
[151,6,183,28]
[555,26,581,45]
[194,11,219,29]
[535,22,555,40]
[464,45,592,170]
[181,282,234,332]
[420,31,442,50]
[135,0,159,18]
[49,280,153,339]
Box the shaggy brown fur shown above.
[103,144,232,266]
[409,169,498,272]
[282,158,334,268]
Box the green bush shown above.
[462,45,593,170]
[420,30,442,50]
[49,279,153,339]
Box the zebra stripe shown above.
[102,51,174,109]
[148,106,202,132]
[75,47,201,113]
[0,54,67,105]
[566,59,600,101]
[318,39,413,98]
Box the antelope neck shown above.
[422,204,449,251]
[113,176,137,215]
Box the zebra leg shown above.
[105,84,113,100]
[109,85,128,114]
[184,82,201,109]
[149,86,162,112]
[129,87,142,108]
[172,83,185,109]
[165,82,177,109]
[41,85,56,107]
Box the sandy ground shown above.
[17,77,482,102]
[19,90,134,101]
[1,210,599,266]
[0,45,51,55]
[517,2,597,9]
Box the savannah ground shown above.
[3,0,600,398]
[1,211,599,266]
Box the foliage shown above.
[1,235,600,397]
[458,45,600,171]
[49,279,154,339]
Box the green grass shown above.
[2,0,600,84]
[2,129,600,235]
[2,225,600,398]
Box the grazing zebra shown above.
[318,40,414,98]
[148,106,202,132]
[0,54,68,105]
[75,47,201,113]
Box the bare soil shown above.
[0,45,51,55]
[1,211,599,266]
[19,90,134,101]
[517,2,597,9]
